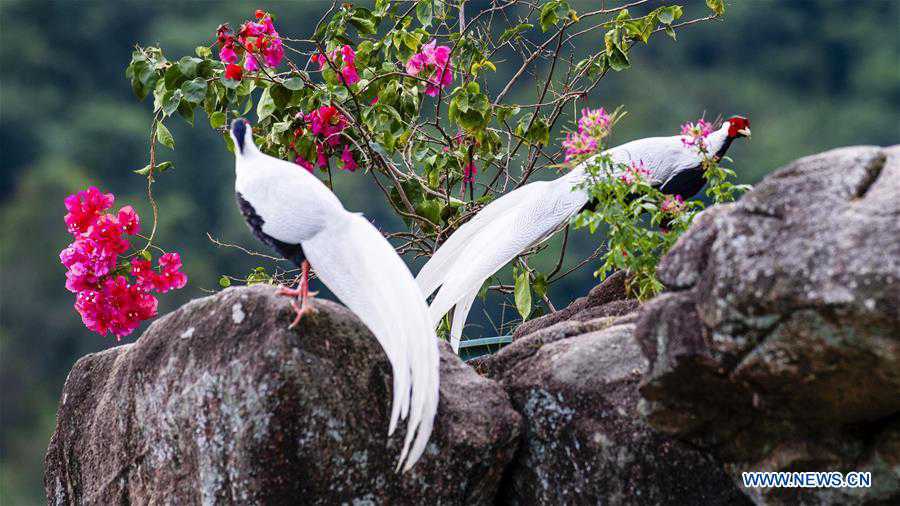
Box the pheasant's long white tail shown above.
[304,212,440,471]
[449,288,479,353]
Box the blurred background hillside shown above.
[1,1,897,503]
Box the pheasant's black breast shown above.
[657,168,707,199]
[235,192,306,267]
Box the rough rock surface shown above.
[477,288,748,505]
[636,145,900,505]
[512,270,638,340]
[44,285,521,505]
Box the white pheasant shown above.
[417,116,750,352]
[228,119,439,471]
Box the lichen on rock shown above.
[636,145,900,505]
[43,285,521,505]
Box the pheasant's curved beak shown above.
[738,127,751,138]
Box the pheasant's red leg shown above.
[288,260,317,329]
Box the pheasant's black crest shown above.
[231,119,248,153]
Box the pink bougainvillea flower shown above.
[131,253,188,293]
[578,107,612,140]
[316,142,328,167]
[562,132,598,162]
[86,214,131,258]
[341,45,356,66]
[406,39,454,97]
[99,276,159,338]
[680,119,713,149]
[424,65,453,96]
[155,252,189,293]
[340,145,358,172]
[117,206,141,235]
[74,274,159,339]
[311,45,360,85]
[61,188,186,339]
[130,258,155,288]
[305,105,346,146]
[219,44,238,64]
[244,54,260,72]
[224,63,244,80]
[661,194,686,214]
[217,12,283,72]
[262,37,284,67]
[341,44,359,86]
[295,156,315,173]
[619,160,651,185]
[463,159,478,184]
[405,52,427,75]
[561,106,616,163]
[64,187,115,235]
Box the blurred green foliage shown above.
[1,1,897,503]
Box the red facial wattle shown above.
[727,116,751,138]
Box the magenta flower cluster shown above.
[680,119,713,150]
[216,9,284,80]
[463,159,478,184]
[60,187,187,339]
[311,45,360,86]
[660,194,686,214]
[619,160,651,185]
[292,105,357,173]
[406,40,454,97]
[563,107,612,162]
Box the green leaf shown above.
[415,197,443,227]
[131,77,148,101]
[401,30,421,51]
[514,269,533,320]
[540,1,561,32]
[269,84,292,109]
[209,111,226,129]
[350,7,378,34]
[177,101,195,126]
[223,132,236,153]
[256,87,276,121]
[162,89,182,116]
[195,46,212,59]
[134,160,174,176]
[139,250,153,261]
[181,77,207,104]
[706,0,725,16]
[282,77,304,90]
[497,105,520,123]
[156,122,175,149]
[518,115,550,145]
[220,75,240,89]
[499,23,533,43]
[664,25,677,40]
[218,276,231,288]
[246,267,270,285]
[164,64,185,89]
[416,0,433,27]
[177,56,202,78]
[532,273,548,299]
[607,45,631,71]
[657,5,683,25]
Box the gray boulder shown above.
[478,293,748,504]
[512,270,638,340]
[44,285,521,505]
[636,146,900,505]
